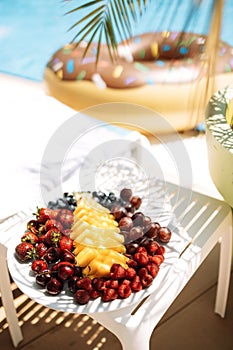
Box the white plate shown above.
[7,179,189,314]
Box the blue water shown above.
[0,0,232,82]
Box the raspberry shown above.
[121,278,131,286]
[130,276,142,292]
[140,274,153,288]
[127,259,138,269]
[118,283,132,299]
[134,252,149,266]
[104,279,119,289]
[92,277,106,291]
[138,267,149,278]
[136,246,147,254]
[75,289,90,305]
[156,246,166,255]
[110,263,126,279]
[144,241,159,255]
[146,262,159,278]
[76,277,93,291]
[125,267,137,280]
[150,255,164,265]
[102,288,118,302]
[89,289,101,299]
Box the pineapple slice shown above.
[71,192,128,278]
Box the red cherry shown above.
[158,227,172,243]
[46,277,63,295]
[57,262,74,281]
[31,259,48,274]
[60,250,75,263]
[130,196,142,209]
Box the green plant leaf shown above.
[65,0,151,62]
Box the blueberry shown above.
[108,192,116,202]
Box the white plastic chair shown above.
[0,243,23,347]
[0,210,33,347]
[88,183,232,350]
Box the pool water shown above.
[0,0,232,82]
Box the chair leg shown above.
[91,312,151,350]
[214,212,233,317]
[0,244,23,347]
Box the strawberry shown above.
[21,231,38,245]
[36,207,53,224]
[44,229,62,246]
[45,219,63,232]
[15,242,36,262]
[35,242,48,258]
[59,235,73,251]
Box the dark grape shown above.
[132,212,145,226]
[108,192,116,202]
[128,226,144,242]
[120,188,133,202]
[118,217,133,231]
[146,222,160,239]
[111,205,127,221]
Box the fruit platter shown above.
[7,186,185,314]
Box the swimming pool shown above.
[0,0,232,82]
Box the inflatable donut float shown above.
[44,31,233,132]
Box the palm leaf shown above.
[65,0,151,61]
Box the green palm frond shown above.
[65,0,151,62]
